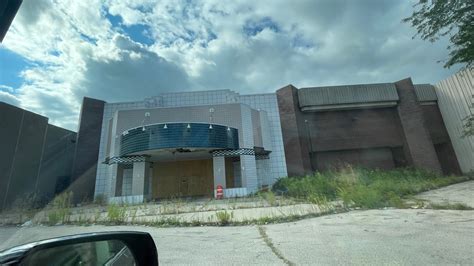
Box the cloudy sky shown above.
[0,0,462,131]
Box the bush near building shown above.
[272,166,471,209]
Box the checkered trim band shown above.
[103,155,150,165]
[212,148,255,157]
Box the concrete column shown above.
[240,155,258,193]
[256,159,272,187]
[114,165,124,196]
[108,164,118,197]
[132,161,151,197]
[213,156,226,189]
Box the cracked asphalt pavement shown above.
[1,208,473,265]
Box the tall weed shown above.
[273,166,469,209]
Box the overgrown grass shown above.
[273,166,471,209]
[47,191,73,225]
[106,204,127,224]
[258,191,278,206]
[430,202,474,210]
[215,210,233,225]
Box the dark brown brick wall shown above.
[277,79,458,176]
[395,78,442,174]
[70,97,105,203]
[421,105,452,144]
[276,85,312,176]
[314,147,395,171]
[421,105,461,175]
[303,107,405,152]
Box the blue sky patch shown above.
[106,13,122,28]
[106,12,154,46]
[125,24,154,46]
[0,47,32,90]
[243,17,280,37]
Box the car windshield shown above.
[1,0,473,265]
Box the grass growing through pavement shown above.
[106,204,127,224]
[273,166,471,209]
[430,202,474,210]
[46,191,73,225]
[215,210,234,225]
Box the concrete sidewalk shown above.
[415,180,474,207]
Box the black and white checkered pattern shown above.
[212,148,255,157]
[103,155,150,165]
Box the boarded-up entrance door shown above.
[179,177,189,196]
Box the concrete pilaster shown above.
[256,159,271,187]
[132,161,151,197]
[395,78,442,174]
[115,166,124,196]
[240,155,258,193]
[213,156,226,189]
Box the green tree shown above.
[403,0,473,69]
[404,0,473,137]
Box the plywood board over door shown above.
[152,159,213,199]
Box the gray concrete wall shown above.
[435,69,474,173]
[37,125,77,202]
[0,102,76,210]
[0,102,23,209]
[0,103,48,210]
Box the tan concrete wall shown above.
[435,69,474,173]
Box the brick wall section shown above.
[304,108,405,152]
[276,85,312,176]
[395,78,442,174]
[70,97,106,203]
[421,105,461,175]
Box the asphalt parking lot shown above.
[2,181,474,265]
[1,208,473,265]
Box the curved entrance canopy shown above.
[120,122,239,156]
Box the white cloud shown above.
[0,85,20,106]
[1,0,462,130]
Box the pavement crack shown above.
[257,226,295,266]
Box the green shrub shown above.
[107,204,127,224]
[215,210,233,225]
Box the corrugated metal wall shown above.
[298,83,399,107]
[414,84,438,102]
[435,69,474,173]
